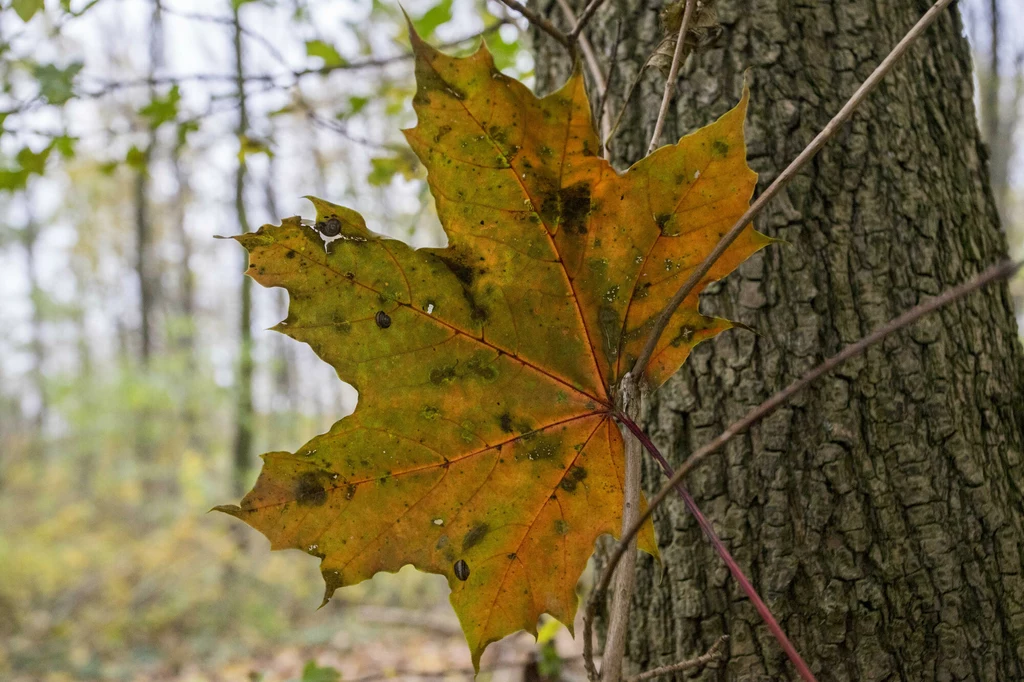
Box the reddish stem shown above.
[615,411,818,682]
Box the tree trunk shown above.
[533,1,1024,679]
[232,1,254,498]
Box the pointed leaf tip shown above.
[210,504,242,517]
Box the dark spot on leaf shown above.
[554,519,569,535]
[488,125,507,144]
[655,213,672,233]
[430,365,457,385]
[436,535,449,550]
[559,465,588,492]
[345,484,356,500]
[466,358,497,381]
[499,412,514,433]
[670,325,696,347]
[434,124,452,143]
[433,253,488,321]
[507,553,517,560]
[345,272,355,280]
[414,66,466,105]
[560,183,592,234]
[436,253,475,285]
[375,310,392,329]
[286,251,296,259]
[295,473,327,506]
[454,559,470,581]
[462,523,490,551]
[712,140,730,157]
[542,182,592,235]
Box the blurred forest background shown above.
[0,0,1021,680]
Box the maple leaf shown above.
[216,29,769,665]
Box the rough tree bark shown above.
[532,1,1024,679]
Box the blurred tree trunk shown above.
[262,140,298,447]
[21,213,45,433]
[232,1,254,497]
[535,1,1024,679]
[133,150,154,364]
[133,0,164,366]
[171,140,195,356]
[977,0,1021,222]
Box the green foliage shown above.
[366,146,419,186]
[0,351,451,680]
[0,143,57,191]
[12,0,44,22]
[535,617,564,678]
[297,660,342,682]
[305,40,346,68]
[139,85,182,128]
[412,0,453,37]
[32,62,84,105]
[125,145,147,170]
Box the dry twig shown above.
[555,0,612,146]
[496,0,572,49]
[646,0,696,155]
[568,0,608,41]
[626,635,729,682]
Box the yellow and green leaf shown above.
[217,27,767,667]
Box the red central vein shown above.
[417,56,610,399]
[476,413,608,643]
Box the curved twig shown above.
[626,635,729,682]
[568,0,607,41]
[496,0,572,50]
[646,0,696,155]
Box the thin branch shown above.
[614,414,817,682]
[64,23,508,104]
[592,259,1020,674]
[568,0,607,41]
[555,0,611,147]
[603,55,653,154]
[594,19,623,155]
[496,0,571,49]
[626,635,729,682]
[631,0,957,378]
[646,0,695,156]
[597,375,644,682]
[162,5,289,68]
